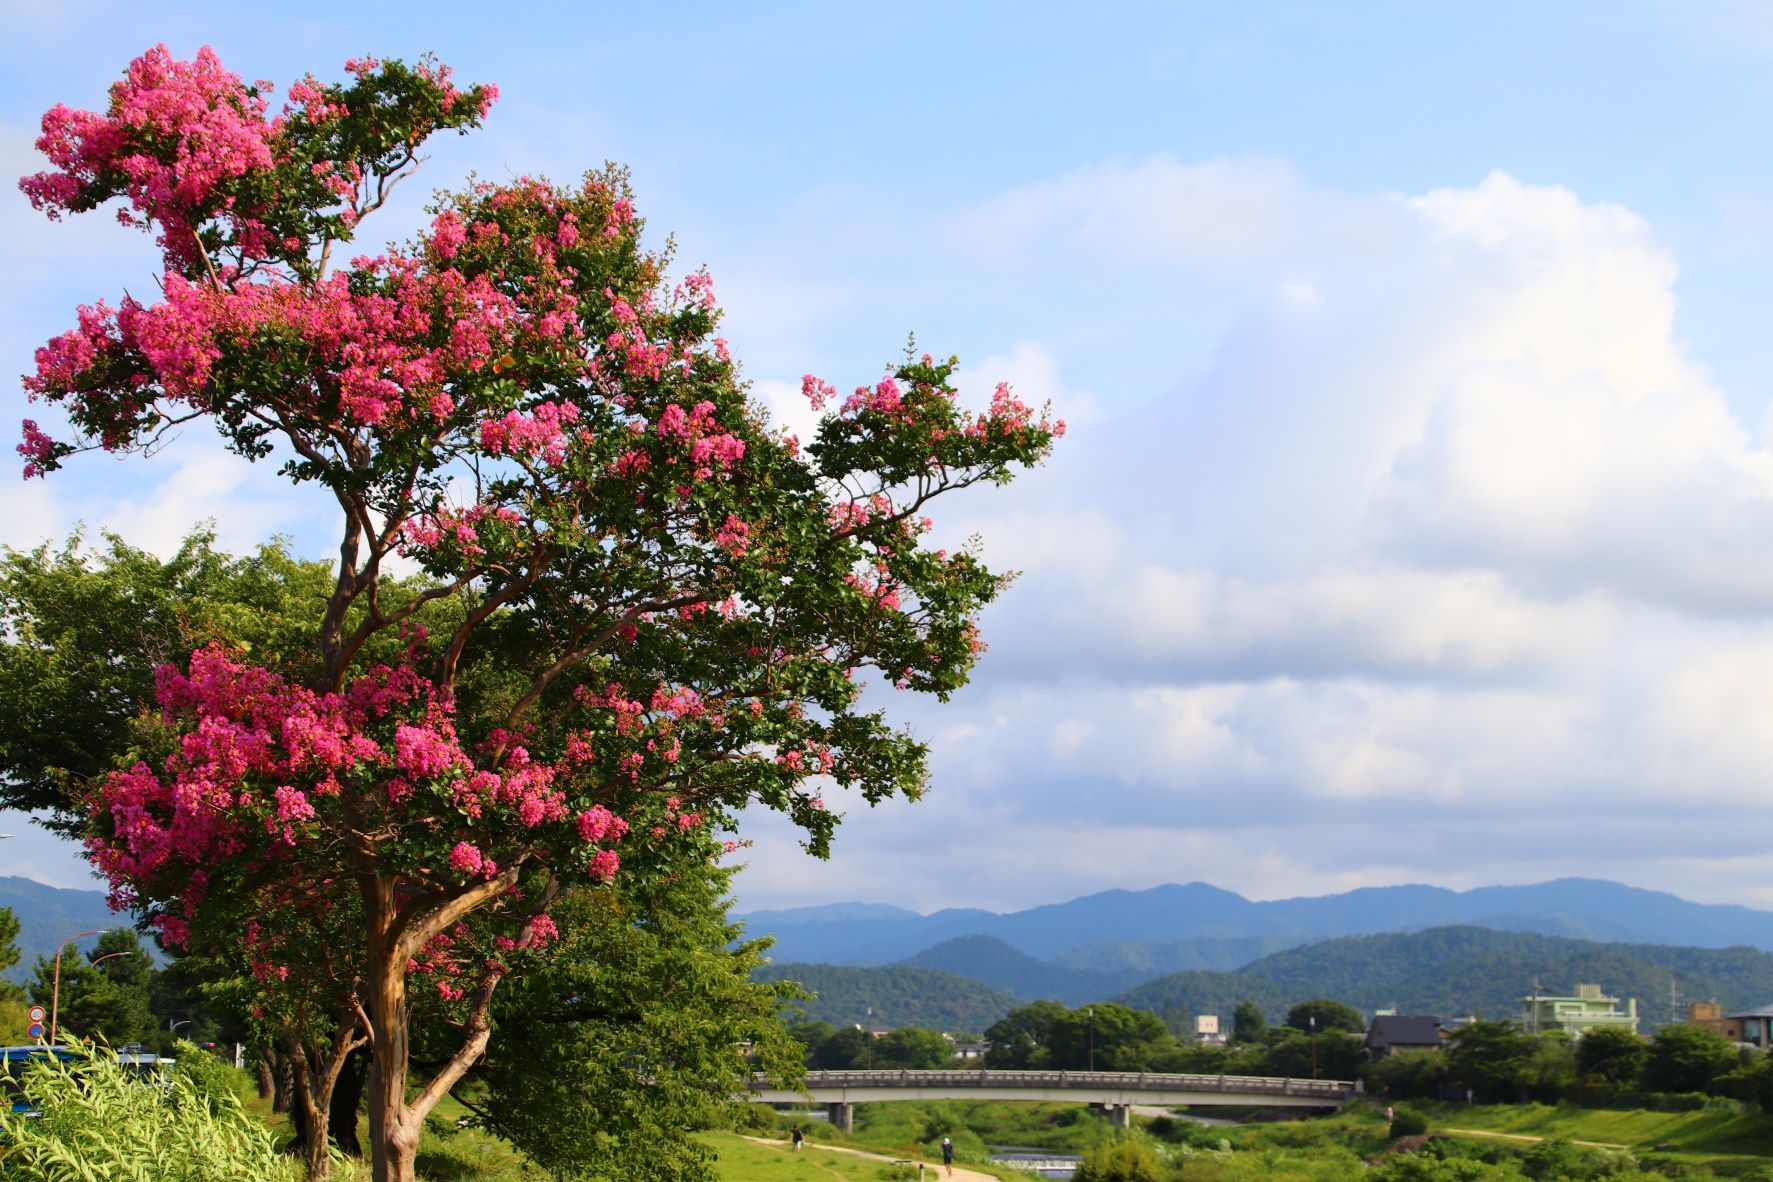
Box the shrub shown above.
[1390,1105,1430,1137]
[733,1101,782,1133]
[171,1039,250,1111]
[1073,1135,1171,1182]
[0,1040,299,1182]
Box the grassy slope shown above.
[1423,1100,1773,1165]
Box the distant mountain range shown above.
[738,878,1773,974]
[751,925,1773,1032]
[0,876,129,984]
[1114,926,1773,1028]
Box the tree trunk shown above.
[286,1036,330,1180]
[365,875,420,1182]
[270,1043,295,1113]
[290,1024,363,1180]
[329,1046,368,1158]
[256,1053,275,1102]
[360,871,512,1182]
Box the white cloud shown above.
[727,160,1773,914]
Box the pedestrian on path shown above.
[942,1136,954,1176]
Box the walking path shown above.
[1441,1127,1630,1151]
[741,1134,1001,1181]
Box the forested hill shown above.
[1115,926,1773,1027]
[0,876,121,982]
[755,962,1019,1031]
[897,935,1144,1006]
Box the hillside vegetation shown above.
[756,962,1019,1030]
[1219,926,1773,1024]
[764,925,1773,1033]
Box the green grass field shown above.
[1421,1099,1773,1170]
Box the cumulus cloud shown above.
[732,160,1773,914]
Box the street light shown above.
[48,930,102,1045]
[1087,1007,1095,1072]
[169,1019,192,1035]
[1310,1014,1318,1080]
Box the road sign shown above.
[26,1023,44,1040]
[27,1005,45,1023]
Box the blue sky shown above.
[7,2,1773,914]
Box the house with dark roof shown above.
[1725,1005,1773,1048]
[1366,1015,1445,1061]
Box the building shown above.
[1365,1015,1444,1060]
[1520,984,1637,1038]
[1684,1002,1734,1040]
[1724,1006,1773,1048]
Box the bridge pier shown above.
[1088,1102,1133,1127]
[828,1101,853,1133]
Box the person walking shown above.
[942,1136,954,1176]
[791,1125,804,1152]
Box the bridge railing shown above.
[749,1068,1353,1099]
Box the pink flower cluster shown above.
[652,399,747,481]
[800,374,836,410]
[20,45,277,271]
[396,502,522,561]
[967,381,1067,442]
[87,646,634,930]
[714,514,750,556]
[480,400,580,465]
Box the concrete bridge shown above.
[748,1068,1358,1132]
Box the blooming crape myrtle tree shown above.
[20,46,1063,1182]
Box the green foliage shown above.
[461,858,802,1182]
[1574,1027,1646,1087]
[27,930,156,1046]
[1518,1138,1640,1180]
[760,962,1019,1031]
[171,1039,250,1111]
[1446,1021,1539,1104]
[0,906,22,1002]
[1288,999,1366,1034]
[1390,1105,1430,1137]
[1140,925,1773,1029]
[874,1026,954,1069]
[1046,1003,1169,1070]
[0,1040,299,1181]
[0,530,348,831]
[984,999,1067,1068]
[1366,1048,1451,1100]
[808,1024,871,1068]
[1641,1025,1737,1095]
[1369,1154,1525,1181]
[1713,1051,1773,1109]
[1073,1135,1171,1182]
[1233,1000,1267,1044]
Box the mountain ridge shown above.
[738,877,1773,971]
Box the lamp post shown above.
[1087,1007,1095,1072]
[865,1006,873,1070]
[1310,1014,1318,1080]
[48,930,102,1045]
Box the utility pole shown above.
[48,930,102,1046]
